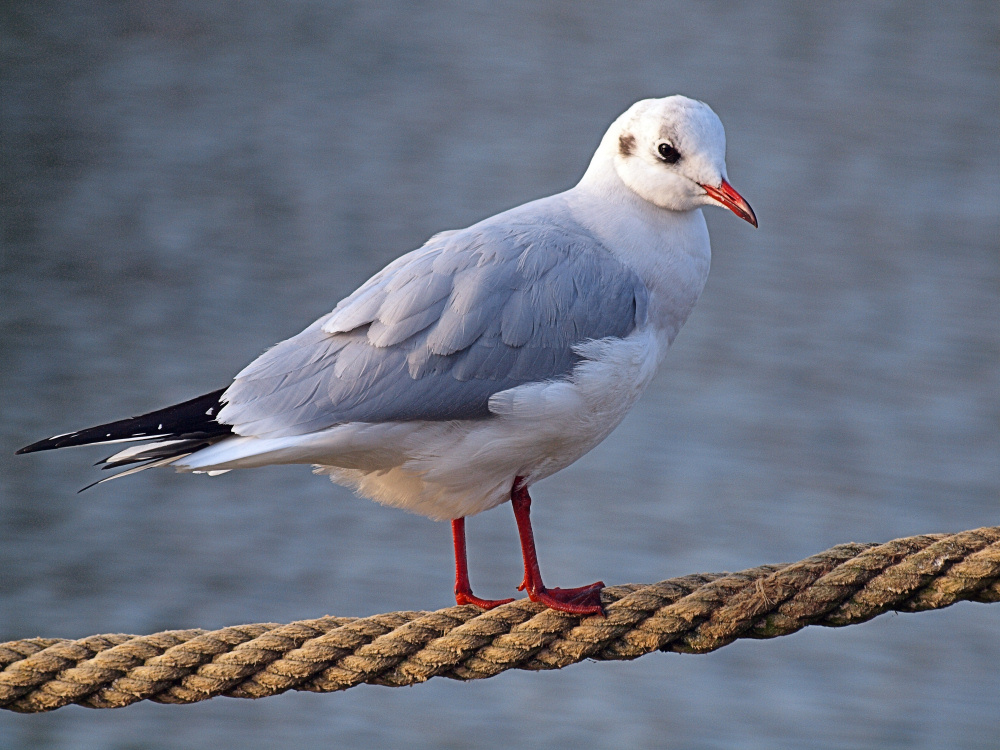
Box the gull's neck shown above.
[573,136,702,239]
[565,148,713,351]
[569,148,710,267]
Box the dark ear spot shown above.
[618,132,636,157]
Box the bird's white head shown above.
[584,95,756,227]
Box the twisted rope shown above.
[3,526,999,713]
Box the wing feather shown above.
[217,207,648,438]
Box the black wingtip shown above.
[16,440,53,455]
[14,389,231,456]
[17,429,116,455]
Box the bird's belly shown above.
[315,329,663,520]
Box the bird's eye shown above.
[657,142,681,164]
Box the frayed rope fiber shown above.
[3,526,999,712]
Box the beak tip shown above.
[704,179,757,229]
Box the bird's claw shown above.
[524,581,606,616]
[455,590,516,610]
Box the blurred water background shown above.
[1,2,998,748]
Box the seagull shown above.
[18,95,756,615]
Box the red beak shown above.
[700,179,757,227]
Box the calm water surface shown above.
[1,2,997,748]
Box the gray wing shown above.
[217,218,649,438]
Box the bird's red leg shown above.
[452,517,515,609]
[510,478,605,616]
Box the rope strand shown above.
[3,526,998,713]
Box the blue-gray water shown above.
[1,2,997,748]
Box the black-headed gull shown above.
[19,95,756,615]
